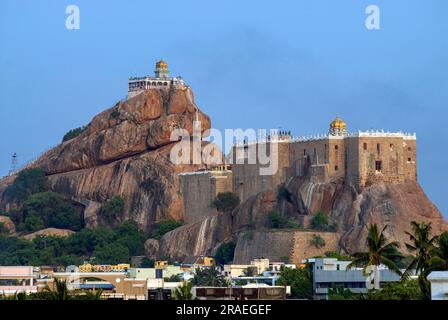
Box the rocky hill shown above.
[1,87,447,264]
[0,87,211,233]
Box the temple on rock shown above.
[128,60,186,99]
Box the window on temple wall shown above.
[408,147,412,151]
[303,149,306,156]
[408,157,412,162]
[375,160,382,172]
[377,143,381,154]
[363,143,367,150]
[335,165,339,171]
[335,145,338,150]
[390,144,394,151]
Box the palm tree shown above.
[429,231,448,271]
[173,281,194,300]
[402,221,438,299]
[43,278,70,300]
[347,224,402,290]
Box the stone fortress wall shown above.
[179,116,418,222]
[179,166,233,224]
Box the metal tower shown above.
[9,153,18,175]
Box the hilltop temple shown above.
[128,60,186,98]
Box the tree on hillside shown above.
[214,241,236,265]
[212,192,240,213]
[347,224,402,290]
[151,219,183,240]
[99,196,125,220]
[267,211,299,229]
[4,168,48,203]
[310,212,336,232]
[62,126,86,142]
[403,221,439,299]
[21,192,82,232]
[92,243,130,265]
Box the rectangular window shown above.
[335,145,339,150]
[335,165,339,171]
[408,157,412,162]
[375,160,382,172]
[377,143,381,154]
[363,143,367,150]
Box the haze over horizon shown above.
[1,0,447,218]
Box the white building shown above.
[128,59,186,99]
[428,271,448,300]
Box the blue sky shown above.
[0,0,447,218]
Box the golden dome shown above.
[330,115,347,130]
[156,59,168,69]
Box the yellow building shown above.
[155,261,168,269]
[79,263,93,273]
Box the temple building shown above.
[179,115,418,214]
[128,60,186,99]
[289,116,417,188]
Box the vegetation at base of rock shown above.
[151,219,183,240]
[4,168,48,203]
[214,241,236,265]
[17,192,83,232]
[62,126,86,142]
[277,266,313,299]
[310,212,336,232]
[310,234,326,248]
[99,196,125,220]
[267,211,300,229]
[192,268,227,287]
[212,192,240,212]
[0,221,145,266]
